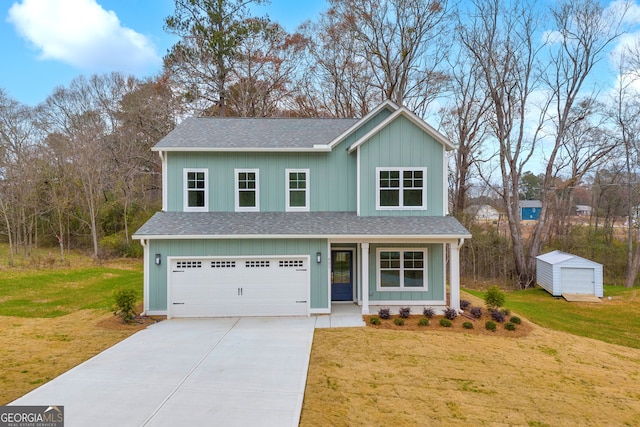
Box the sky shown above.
[0,0,328,106]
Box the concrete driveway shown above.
[12,317,316,427]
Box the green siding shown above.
[366,243,445,302]
[359,115,445,216]
[147,239,328,311]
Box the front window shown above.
[184,168,208,212]
[376,167,426,210]
[377,248,426,290]
[235,169,259,211]
[286,169,309,211]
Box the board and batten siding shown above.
[358,114,445,216]
[366,243,445,303]
[146,238,328,312]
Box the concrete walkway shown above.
[12,317,316,427]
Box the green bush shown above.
[500,308,511,316]
[485,321,497,332]
[418,317,430,326]
[439,318,452,327]
[113,289,138,323]
[485,285,505,310]
[463,321,474,329]
[505,322,516,331]
[510,316,521,325]
[394,318,405,326]
[370,316,381,325]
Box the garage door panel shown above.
[561,267,594,294]
[169,257,309,317]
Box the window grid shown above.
[211,261,236,268]
[246,260,270,268]
[376,167,426,210]
[279,260,304,268]
[176,261,202,269]
[286,169,309,211]
[377,249,426,290]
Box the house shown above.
[536,250,603,298]
[132,101,471,318]
[575,205,592,217]
[520,200,542,220]
[466,204,500,222]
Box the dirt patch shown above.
[364,312,533,338]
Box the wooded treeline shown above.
[2,0,640,288]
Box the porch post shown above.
[449,241,461,311]
[361,242,370,314]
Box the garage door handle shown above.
[172,302,185,305]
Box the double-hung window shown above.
[286,169,309,212]
[377,248,427,290]
[376,167,427,210]
[235,169,259,211]
[183,168,208,212]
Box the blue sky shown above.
[1,0,327,106]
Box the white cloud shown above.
[7,0,160,73]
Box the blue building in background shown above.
[520,200,542,220]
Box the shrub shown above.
[439,318,452,327]
[418,318,430,326]
[394,318,405,326]
[378,307,391,319]
[113,289,137,323]
[510,316,521,325]
[505,322,516,331]
[460,299,472,310]
[490,309,506,323]
[423,307,435,318]
[463,321,474,329]
[500,308,511,316]
[469,306,483,319]
[370,316,381,325]
[398,306,411,318]
[443,307,458,320]
[485,321,497,332]
[485,285,505,310]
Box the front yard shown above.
[2,249,640,425]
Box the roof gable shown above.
[347,106,455,153]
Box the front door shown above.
[331,250,353,301]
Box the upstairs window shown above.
[376,167,426,210]
[184,168,208,212]
[286,169,309,212]
[235,169,259,211]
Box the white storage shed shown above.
[536,250,603,297]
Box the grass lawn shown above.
[0,247,146,404]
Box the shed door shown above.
[169,257,309,317]
[561,267,594,294]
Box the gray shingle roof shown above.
[154,117,360,150]
[133,211,471,239]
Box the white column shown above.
[449,241,461,311]
[361,242,370,314]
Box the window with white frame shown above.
[286,169,309,211]
[235,169,259,211]
[377,248,427,290]
[183,168,208,212]
[376,167,426,210]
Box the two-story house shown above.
[133,101,471,318]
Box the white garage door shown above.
[561,267,594,294]
[169,257,309,318]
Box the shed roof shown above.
[536,250,601,266]
[133,211,471,240]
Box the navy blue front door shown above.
[331,250,353,301]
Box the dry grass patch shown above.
[301,325,640,426]
[0,308,156,404]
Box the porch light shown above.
[155,253,162,266]
[316,252,322,263]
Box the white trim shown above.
[285,168,310,212]
[375,167,427,211]
[310,308,331,314]
[356,147,361,216]
[347,106,455,153]
[376,247,428,291]
[443,152,448,215]
[134,234,469,241]
[160,152,167,212]
[369,299,446,306]
[234,168,260,212]
[140,239,149,314]
[330,247,356,303]
[153,147,332,153]
[361,242,370,314]
[183,168,208,212]
[144,310,168,316]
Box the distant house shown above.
[575,205,592,217]
[520,200,542,220]
[466,204,500,221]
